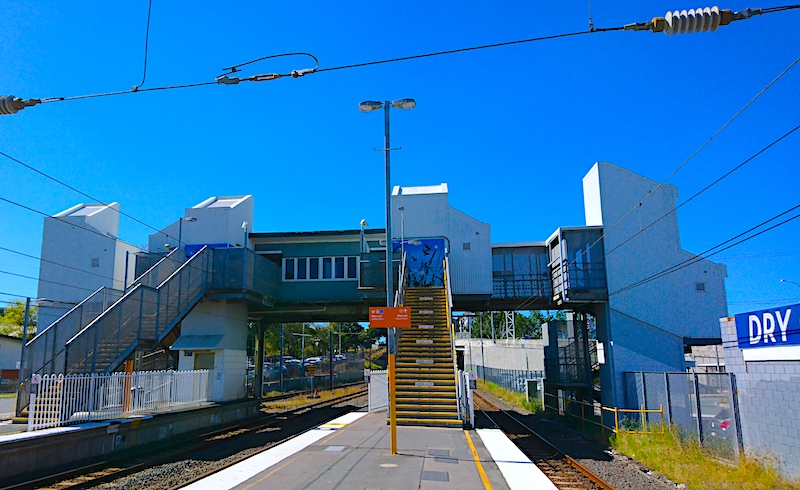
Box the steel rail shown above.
[473,391,616,490]
[3,388,367,490]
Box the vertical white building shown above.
[583,162,728,406]
[37,203,138,330]
[392,184,492,298]
[160,195,254,401]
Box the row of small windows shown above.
[284,256,358,281]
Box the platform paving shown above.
[188,410,511,490]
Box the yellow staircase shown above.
[393,286,461,427]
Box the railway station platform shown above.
[184,409,557,490]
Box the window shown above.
[285,258,295,280]
[463,243,471,251]
[347,257,357,279]
[696,282,706,292]
[91,258,100,268]
[283,256,359,282]
[335,257,345,279]
[323,258,332,279]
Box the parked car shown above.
[706,408,733,440]
[334,354,347,362]
[304,357,322,366]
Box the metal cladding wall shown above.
[583,162,728,407]
[392,185,491,296]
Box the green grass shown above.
[476,379,541,413]
[613,428,800,490]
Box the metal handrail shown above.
[443,257,459,396]
[26,286,107,345]
[156,245,209,289]
[130,247,181,288]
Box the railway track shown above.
[473,391,616,490]
[3,388,367,490]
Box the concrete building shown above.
[26,162,728,410]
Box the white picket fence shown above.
[28,370,213,431]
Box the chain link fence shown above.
[253,352,366,396]
[624,371,741,460]
[467,364,544,394]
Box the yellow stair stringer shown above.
[392,286,460,428]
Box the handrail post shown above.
[614,407,619,433]
[660,404,665,433]
[641,404,645,432]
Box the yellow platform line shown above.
[465,430,493,490]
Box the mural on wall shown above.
[393,238,447,287]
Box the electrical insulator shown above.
[665,7,723,34]
[0,95,40,115]
[625,6,764,35]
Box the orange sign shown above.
[369,307,412,328]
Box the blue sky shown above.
[1,1,798,315]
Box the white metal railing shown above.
[27,369,213,431]
[367,369,388,413]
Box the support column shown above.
[254,321,265,399]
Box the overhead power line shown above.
[611,203,800,296]
[513,55,799,311]
[2,4,797,114]
[0,151,182,244]
[603,123,800,258]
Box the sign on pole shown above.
[369,307,411,328]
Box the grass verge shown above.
[476,379,541,413]
[261,385,363,410]
[0,393,16,399]
[613,429,800,490]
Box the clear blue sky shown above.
[1,1,798,315]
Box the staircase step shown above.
[395,418,462,427]
[396,404,458,411]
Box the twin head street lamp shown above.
[359,98,415,456]
[357,98,416,307]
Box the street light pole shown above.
[780,279,800,301]
[359,98,415,456]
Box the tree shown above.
[0,300,37,338]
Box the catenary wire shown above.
[0,245,125,284]
[21,5,798,106]
[603,123,800,258]
[132,0,154,91]
[513,55,800,311]
[0,150,184,245]
[611,204,800,296]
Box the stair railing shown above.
[394,251,408,307]
[443,257,459,403]
[63,246,212,375]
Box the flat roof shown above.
[193,195,250,209]
[54,203,118,218]
[392,183,448,196]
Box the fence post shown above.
[581,401,585,431]
[693,372,704,442]
[660,404,664,433]
[88,373,96,421]
[640,405,645,431]
[665,373,673,427]
[614,407,619,433]
[27,376,39,432]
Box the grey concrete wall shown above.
[458,338,544,372]
[720,318,800,479]
[0,400,261,484]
